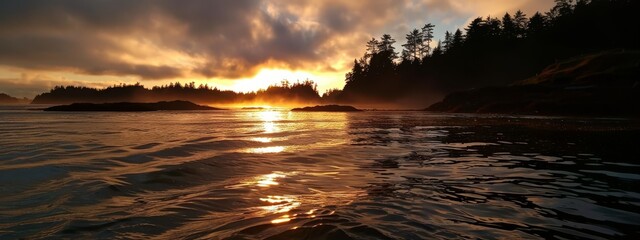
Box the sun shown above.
[230,68,318,93]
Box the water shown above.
[1,106,639,239]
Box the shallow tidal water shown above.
[1,106,639,239]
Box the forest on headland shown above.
[30,0,640,111]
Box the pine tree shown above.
[452,29,464,50]
[465,17,485,42]
[345,59,364,84]
[402,29,421,61]
[365,38,380,60]
[378,34,398,60]
[442,31,452,52]
[548,0,574,19]
[432,40,443,57]
[513,10,528,38]
[487,16,502,38]
[421,23,435,58]
[502,13,517,40]
[527,12,546,37]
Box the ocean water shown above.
[1,106,639,239]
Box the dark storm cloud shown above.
[0,0,336,79]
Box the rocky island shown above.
[291,105,362,112]
[44,100,222,112]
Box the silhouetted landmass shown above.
[427,50,640,116]
[32,80,322,105]
[291,105,361,112]
[26,0,640,113]
[44,101,222,112]
[0,93,30,104]
[338,0,640,106]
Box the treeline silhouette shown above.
[337,0,640,103]
[32,80,321,104]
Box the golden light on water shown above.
[255,173,286,187]
[259,110,280,133]
[271,215,291,224]
[259,195,301,213]
[251,137,272,143]
[233,170,362,227]
[259,109,280,122]
[260,195,301,224]
[245,109,286,153]
[249,146,286,154]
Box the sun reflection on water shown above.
[260,195,301,213]
[260,195,301,224]
[255,173,286,187]
[243,110,288,153]
[259,110,280,133]
[251,137,272,143]
[248,146,285,154]
[234,170,363,227]
[271,215,291,224]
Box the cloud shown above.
[0,0,555,85]
[0,74,114,99]
[0,33,184,79]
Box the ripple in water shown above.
[0,108,639,239]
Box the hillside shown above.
[426,50,640,117]
[0,93,30,104]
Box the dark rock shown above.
[44,101,222,112]
[291,105,362,112]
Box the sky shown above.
[0,0,554,98]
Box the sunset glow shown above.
[230,69,317,93]
[0,0,556,98]
[2,1,639,239]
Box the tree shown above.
[548,0,574,19]
[527,12,546,37]
[451,29,464,50]
[378,34,398,60]
[487,17,502,38]
[442,31,452,52]
[401,49,410,61]
[502,13,517,40]
[421,23,435,58]
[402,29,423,62]
[514,10,528,38]
[465,17,485,42]
[365,38,380,60]
[432,40,443,57]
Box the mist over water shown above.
[1,107,639,239]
